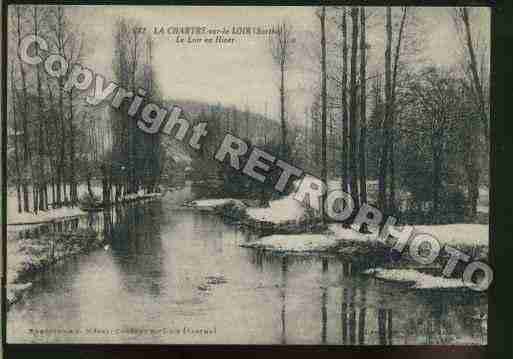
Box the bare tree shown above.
[47,6,68,205]
[9,63,22,213]
[454,7,489,146]
[460,81,480,220]
[378,6,393,214]
[47,6,86,205]
[33,6,50,210]
[407,68,461,222]
[452,7,489,219]
[67,27,86,204]
[244,104,251,139]
[128,26,140,194]
[269,20,294,157]
[389,7,408,211]
[112,18,162,197]
[341,7,349,195]
[349,7,360,209]
[112,18,142,195]
[359,6,368,208]
[320,6,328,221]
[14,5,31,212]
[374,7,412,214]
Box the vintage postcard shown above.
[4,5,490,345]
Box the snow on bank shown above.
[7,206,86,226]
[245,179,377,225]
[477,205,489,214]
[328,223,488,248]
[246,193,306,224]
[364,268,476,290]
[242,234,337,252]
[123,192,163,201]
[328,223,378,242]
[192,198,241,207]
[478,186,489,214]
[7,236,31,284]
[188,198,246,211]
[6,232,36,306]
[7,283,32,306]
[6,226,100,308]
[408,224,488,248]
[7,187,164,225]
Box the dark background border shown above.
[2,1,510,358]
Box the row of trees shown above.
[110,18,162,201]
[7,6,163,213]
[185,100,286,201]
[270,6,489,224]
[8,6,85,213]
[7,6,489,225]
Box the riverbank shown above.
[7,206,87,226]
[185,193,489,291]
[7,197,486,345]
[6,226,103,309]
[184,193,325,234]
[6,189,165,310]
[362,268,480,291]
[7,190,163,226]
[244,222,488,290]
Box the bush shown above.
[79,192,102,209]
[439,186,466,223]
[219,201,248,222]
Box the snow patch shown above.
[190,198,246,209]
[243,234,337,252]
[7,206,86,226]
[410,224,488,247]
[246,193,306,224]
[477,206,489,214]
[328,223,488,248]
[192,199,239,207]
[364,268,476,290]
[122,192,163,201]
[328,223,379,242]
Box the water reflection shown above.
[281,256,287,344]
[8,195,487,345]
[249,253,486,345]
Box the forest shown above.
[191,6,489,226]
[7,6,489,226]
[8,6,163,214]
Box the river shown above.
[7,186,487,345]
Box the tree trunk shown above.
[34,7,47,212]
[432,145,442,224]
[32,185,38,214]
[10,66,23,213]
[45,74,57,208]
[87,172,94,198]
[462,90,479,221]
[68,89,77,204]
[389,7,407,213]
[460,8,484,220]
[359,7,368,208]
[58,78,65,206]
[16,7,31,213]
[461,8,488,148]
[349,7,360,209]
[320,6,328,221]
[378,6,392,214]
[341,7,349,195]
[280,61,287,157]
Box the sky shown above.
[59,6,491,122]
